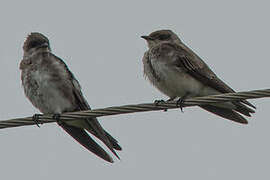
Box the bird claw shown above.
[52,113,62,125]
[154,99,168,112]
[176,98,185,112]
[154,99,165,105]
[32,114,42,128]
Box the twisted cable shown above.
[1,88,269,129]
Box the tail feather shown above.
[87,119,120,160]
[85,128,122,151]
[104,131,122,151]
[232,101,255,116]
[59,122,113,163]
[200,105,248,124]
[241,100,256,109]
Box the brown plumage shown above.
[20,32,121,163]
[142,30,255,124]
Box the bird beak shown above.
[141,36,154,41]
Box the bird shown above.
[20,32,121,163]
[141,29,255,124]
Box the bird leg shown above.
[176,93,189,112]
[52,113,62,126]
[32,114,43,128]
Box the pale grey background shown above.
[0,0,269,179]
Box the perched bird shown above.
[20,32,121,163]
[141,29,255,124]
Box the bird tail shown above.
[59,122,114,163]
[199,105,248,124]
[232,101,255,116]
[104,131,122,150]
[241,100,256,109]
[86,119,121,160]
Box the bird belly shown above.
[151,61,206,98]
[24,70,74,114]
[163,69,205,97]
[38,84,74,114]
[155,66,235,109]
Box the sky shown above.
[0,0,270,179]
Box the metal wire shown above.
[1,88,269,129]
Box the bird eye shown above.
[158,34,170,40]
[29,41,41,48]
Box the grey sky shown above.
[0,0,269,179]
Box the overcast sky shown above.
[0,0,270,179]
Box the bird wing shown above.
[154,43,255,121]
[162,43,254,107]
[49,54,121,160]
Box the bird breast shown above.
[22,68,74,114]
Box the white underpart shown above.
[32,70,73,114]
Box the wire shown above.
[1,88,269,129]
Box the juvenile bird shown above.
[20,32,121,163]
[141,29,255,124]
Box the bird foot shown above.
[154,99,165,105]
[52,113,62,126]
[154,99,168,112]
[32,114,43,128]
[176,98,185,112]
